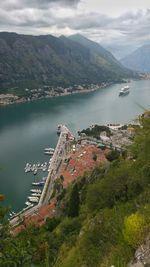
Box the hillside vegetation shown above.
[0,32,135,92]
[0,116,150,267]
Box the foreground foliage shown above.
[0,117,150,267]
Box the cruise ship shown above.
[119,85,130,96]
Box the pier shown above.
[39,125,73,205]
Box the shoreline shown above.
[0,76,148,107]
[0,82,113,107]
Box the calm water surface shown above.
[0,80,150,211]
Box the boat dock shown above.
[39,125,73,205]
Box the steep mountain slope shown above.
[121,44,150,72]
[0,32,134,90]
[68,34,132,75]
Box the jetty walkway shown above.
[39,125,73,205]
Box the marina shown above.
[9,125,73,226]
[23,150,53,210]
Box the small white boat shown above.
[28,196,39,200]
[9,211,16,218]
[32,182,40,186]
[31,193,41,197]
[44,148,55,152]
[30,189,42,193]
[44,151,54,155]
[28,196,39,201]
[32,181,45,186]
[29,199,39,203]
[33,169,37,175]
[25,201,32,206]
[25,168,31,173]
[28,197,39,203]
[44,147,55,152]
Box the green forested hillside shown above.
[0,32,134,91]
[69,34,125,70]
[0,116,150,267]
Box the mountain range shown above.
[121,44,150,73]
[0,32,135,90]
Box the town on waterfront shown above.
[0,72,150,106]
[0,82,111,106]
[9,116,143,230]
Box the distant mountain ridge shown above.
[0,32,135,90]
[121,44,150,73]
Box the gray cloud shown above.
[1,0,80,10]
[0,0,80,27]
[56,13,112,30]
[0,0,149,58]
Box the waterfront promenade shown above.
[10,125,73,228]
[39,125,73,205]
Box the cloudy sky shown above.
[1,0,150,57]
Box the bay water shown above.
[0,79,150,212]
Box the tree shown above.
[123,213,146,248]
[60,175,64,182]
[92,153,97,162]
[106,149,120,161]
[45,217,61,232]
[68,184,80,217]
